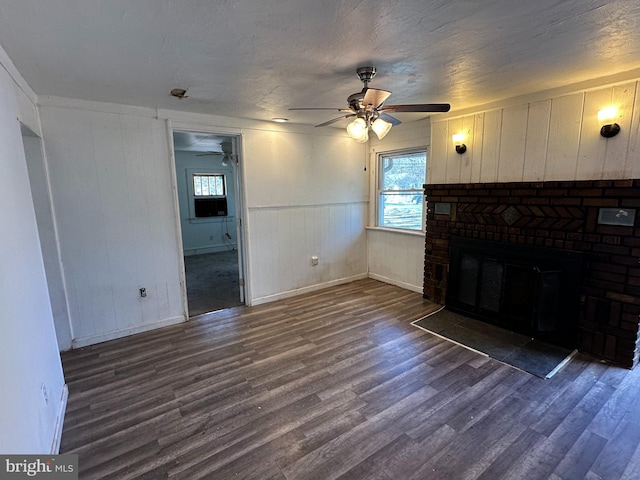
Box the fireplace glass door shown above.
[446,237,583,348]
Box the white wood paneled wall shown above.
[38,100,370,341]
[0,45,66,454]
[366,118,430,293]
[248,203,367,302]
[39,106,184,346]
[430,81,640,183]
[242,128,369,303]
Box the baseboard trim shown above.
[367,273,422,294]
[71,315,186,348]
[183,245,237,256]
[50,384,68,454]
[250,273,368,306]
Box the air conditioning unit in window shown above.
[194,197,228,217]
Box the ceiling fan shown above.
[289,66,450,142]
[195,142,234,166]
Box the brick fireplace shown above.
[423,179,640,368]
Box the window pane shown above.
[379,192,424,230]
[193,174,226,197]
[381,153,426,191]
[377,150,426,231]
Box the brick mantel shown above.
[423,179,640,368]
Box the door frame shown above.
[166,121,251,318]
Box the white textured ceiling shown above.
[0,0,639,128]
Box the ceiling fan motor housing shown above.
[356,66,376,86]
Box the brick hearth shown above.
[423,179,640,368]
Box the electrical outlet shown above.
[139,287,147,298]
[311,256,319,266]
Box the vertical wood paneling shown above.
[576,88,610,180]
[0,51,66,455]
[445,117,463,183]
[523,99,551,181]
[248,203,367,302]
[429,121,448,183]
[432,80,640,185]
[498,104,528,181]
[544,92,584,180]
[627,81,640,178]
[92,112,131,332]
[603,82,637,179]
[150,120,183,318]
[316,205,331,283]
[459,115,476,183]
[40,106,184,344]
[367,229,424,291]
[470,113,484,183]
[480,110,502,182]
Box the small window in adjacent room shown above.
[377,149,426,231]
[193,173,225,197]
[192,174,228,217]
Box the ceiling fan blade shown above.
[289,107,352,112]
[315,114,355,127]
[362,88,392,109]
[379,113,402,126]
[381,103,451,113]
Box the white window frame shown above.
[376,148,427,232]
[186,169,228,223]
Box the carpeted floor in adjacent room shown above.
[184,250,243,316]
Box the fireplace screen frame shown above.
[446,237,584,348]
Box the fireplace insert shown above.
[446,237,584,348]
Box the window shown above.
[193,173,225,197]
[192,173,228,218]
[377,149,426,231]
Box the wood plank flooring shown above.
[60,279,640,479]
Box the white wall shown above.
[38,104,185,347]
[23,129,73,350]
[0,46,66,453]
[242,128,369,302]
[430,80,640,183]
[37,99,369,342]
[366,118,430,292]
[174,150,237,255]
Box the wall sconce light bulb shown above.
[598,107,621,138]
[452,133,467,154]
[597,106,617,123]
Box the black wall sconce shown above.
[598,107,620,138]
[452,133,467,154]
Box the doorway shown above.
[172,130,245,316]
[21,124,73,349]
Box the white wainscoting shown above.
[248,202,368,302]
[367,227,425,293]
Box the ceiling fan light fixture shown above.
[347,117,368,142]
[371,118,392,140]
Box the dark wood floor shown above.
[60,279,640,479]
